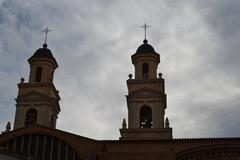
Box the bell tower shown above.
[13,43,60,130]
[120,38,172,140]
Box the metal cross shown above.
[42,27,52,44]
[140,23,151,40]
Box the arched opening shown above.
[142,63,149,79]
[140,105,152,128]
[35,67,42,82]
[25,108,37,125]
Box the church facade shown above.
[0,37,240,160]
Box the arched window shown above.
[140,105,152,128]
[142,63,149,79]
[35,67,42,82]
[25,108,37,125]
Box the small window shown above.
[35,67,42,82]
[140,105,152,128]
[142,63,149,79]
[25,108,37,125]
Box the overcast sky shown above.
[0,0,240,140]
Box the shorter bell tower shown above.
[14,43,60,130]
[120,39,172,140]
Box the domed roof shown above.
[28,44,58,66]
[136,39,156,54]
[31,44,54,59]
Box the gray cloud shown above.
[0,0,240,139]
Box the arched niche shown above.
[142,62,149,79]
[25,108,37,125]
[35,67,42,82]
[140,105,152,128]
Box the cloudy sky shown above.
[0,0,240,140]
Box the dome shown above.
[136,39,155,54]
[31,44,54,59]
[28,44,58,66]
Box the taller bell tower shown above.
[120,39,172,140]
[14,43,60,130]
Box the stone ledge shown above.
[119,128,172,140]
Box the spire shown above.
[140,23,151,41]
[165,117,170,128]
[42,27,52,47]
[5,122,11,132]
[122,118,127,129]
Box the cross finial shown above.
[140,23,151,40]
[42,27,52,45]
